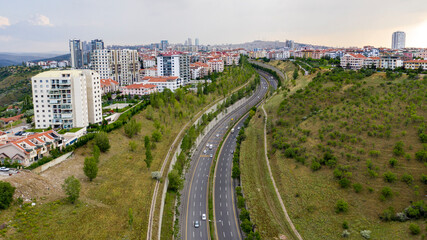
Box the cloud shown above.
[28,14,53,26]
[0,16,10,28]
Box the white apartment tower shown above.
[69,39,84,69]
[31,70,102,129]
[157,53,190,84]
[90,49,140,86]
[392,31,406,49]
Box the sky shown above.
[0,0,426,53]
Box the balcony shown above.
[61,114,73,119]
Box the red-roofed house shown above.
[121,83,158,96]
[0,114,24,125]
[100,78,120,94]
[0,130,63,166]
[208,59,224,73]
[190,62,210,79]
[141,76,182,92]
[340,53,367,70]
[404,60,427,70]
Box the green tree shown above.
[93,145,100,163]
[409,223,420,235]
[95,132,110,152]
[128,208,134,229]
[129,140,137,152]
[124,119,142,138]
[151,130,162,142]
[62,176,81,204]
[335,199,349,213]
[83,157,98,181]
[145,105,154,120]
[293,69,299,80]
[145,147,153,168]
[144,135,151,149]
[168,169,181,192]
[0,181,15,209]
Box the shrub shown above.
[419,133,427,143]
[62,176,81,204]
[339,178,351,188]
[129,141,137,152]
[395,212,408,222]
[342,221,349,229]
[95,132,110,152]
[389,158,397,167]
[93,145,100,162]
[167,169,181,192]
[342,230,350,238]
[0,181,15,209]
[380,187,393,200]
[151,130,162,142]
[369,150,380,158]
[83,157,98,181]
[237,196,246,209]
[310,160,321,171]
[380,207,395,221]
[124,119,142,138]
[333,168,343,179]
[360,230,371,239]
[393,141,405,156]
[335,199,349,213]
[383,171,397,183]
[151,171,161,180]
[409,223,420,235]
[232,166,241,178]
[239,208,250,221]
[401,173,413,185]
[353,183,363,193]
[415,150,427,162]
[421,174,427,184]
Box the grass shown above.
[160,191,176,240]
[240,109,296,239]
[260,68,427,239]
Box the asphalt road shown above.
[213,72,277,240]
[182,76,269,240]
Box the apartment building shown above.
[31,70,102,129]
[157,52,190,84]
[404,60,427,70]
[208,59,224,72]
[340,53,367,70]
[379,56,403,69]
[141,76,182,92]
[121,83,158,96]
[100,78,120,94]
[190,62,210,79]
[69,39,84,69]
[90,49,111,79]
[392,31,406,50]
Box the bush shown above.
[62,176,81,204]
[393,141,405,156]
[401,173,413,185]
[239,208,250,221]
[151,130,162,142]
[360,230,371,239]
[95,132,110,152]
[167,169,181,192]
[419,133,427,143]
[380,207,395,221]
[335,199,349,213]
[342,221,349,229]
[409,223,420,235]
[83,157,98,181]
[0,181,15,209]
[353,183,363,193]
[93,145,100,162]
[124,119,142,138]
[129,141,137,152]
[151,171,161,180]
[232,165,241,178]
[339,178,351,188]
[237,196,246,209]
[415,150,427,162]
[310,160,321,171]
[380,187,393,200]
[421,174,427,184]
[389,158,397,167]
[383,171,397,183]
[342,230,350,238]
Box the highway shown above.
[213,71,277,240]
[182,75,269,240]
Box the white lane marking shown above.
[231,231,233,237]
[226,202,228,207]
[228,220,231,226]
[200,202,202,206]
[193,231,195,238]
[220,202,222,207]
[201,187,203,191]
[194,194,196,199]
[200,231,202,237]
[220,211,222,216]
[227,211,229,216]
[193,211,194,216]
[200,194,202,198]
[223,232,226,238]
[193,202,195,207]
[220,194,221,199]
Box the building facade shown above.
[32,70,102,129]
[392,31,406,50]
[141,76,182,92]
[69,39,84,69]
[157,52,190,84]
[121,83,158,96]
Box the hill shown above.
[34,54,70,62]
[0,52,64,67]
[242,60,427,239]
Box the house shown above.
[190,62,210,79]
[379,56,403,70]
[141,76,182,92]
[404,60,427,70]
[100,78,120,94]
[207,59,224,73]
[340,53,367,70]
[0,114,24,125]
[0,130,63,166]
[121,83,158,96]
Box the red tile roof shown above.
[100,78,119,87]
[142,76,179,82]
[404,60,427,63]
[0,114,23,123]
[123,83,157,89]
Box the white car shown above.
[194,221,200,228]
[203,150,207,154]
[210,154,213,158]
[216,134,220,138]
[201,214,206,221]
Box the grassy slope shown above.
[262,68,426,239]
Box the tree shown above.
[93,145,100,163]
[124,119,142,138]
[95,132,110,152]
[151,130,162,142]
[168,169,181,192]
[409,223,420,235]
[145,105,154,120]
[293,69,299,80]
[83,157,98,181]
[0,181,15,209]
[129,140,137,152]
[145,148,153,169]
[144,135,151,149]
[335,199,349,213]
[62,176,81,204]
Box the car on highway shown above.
[216,134,219,138]
[0,167,10,172]
[210,154,213,158]
[237,127,240,130]
[201,214,206,221]
[203,149,207,154]
[209,144,213,150]
[194,221,200,228]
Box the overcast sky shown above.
[0,0,426,53]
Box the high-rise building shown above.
[90,49,111,80]
[160,40,169,50]
[392,31,406,49]
[31,70,102,129]
[69,39,84,69]
[157,52,190,84]
[91,39,104,51]
[285,40,295,50]
[188,38,192,46]
[195,38,199,46]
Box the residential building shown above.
[363,57,380,69]
[0,130,63,166]
[110,49,140,86]
[208,59,225,72]
[404,60,427,70]
[69,39,84,69]
[160,40,169,50]
[392,31,406,49]
[340,53,366,70]
[141,76,182,92]
[90,49,112,79]
[121,83,158,96]
[157,52,190,84]
[190,62,210,79]
[142,57,156,68]
[195,38,199,46]
[91,39,104,50]
[100,78,120,94]
[380,56,403,69]
[31,70,102,129]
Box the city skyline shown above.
[0,0,426,52]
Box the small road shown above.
[182,77,268,240]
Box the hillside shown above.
[241,60,427,239]
[0,66,44,107]
[0,53,62,67]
